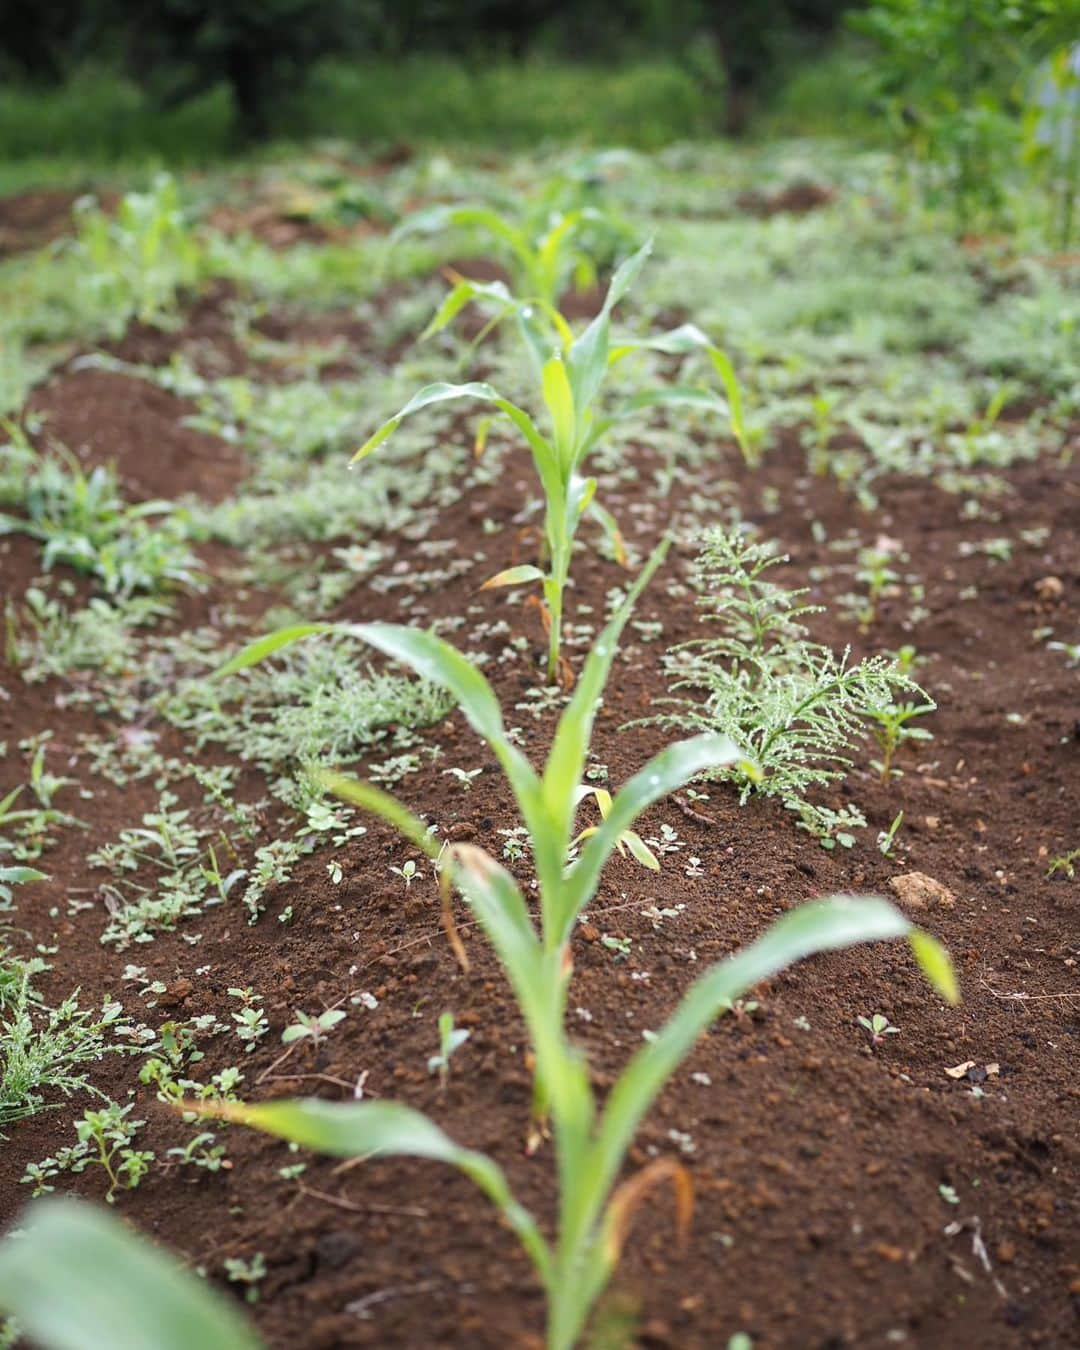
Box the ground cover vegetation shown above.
[0,16,1076,1345]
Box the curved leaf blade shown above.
[0,1198,264,1350]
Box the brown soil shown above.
[737,182,838,218]
[1,307,1078,1350]
[24,365,247,502]
[0,188,88,256]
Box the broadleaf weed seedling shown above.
[204,539,958,1349]
[280,1009,347,1050]
[858,1013,900,1048]
[870,700,935,782]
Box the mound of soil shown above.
[25,366,247,502]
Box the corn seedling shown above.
[207,540,957,1349]
[352,241,747,682]
[392,152,637,307]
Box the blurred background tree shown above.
[0,0,855,144]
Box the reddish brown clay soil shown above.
[25,365,247,502]
[1,311,1077,1350]
[0,189,90,256]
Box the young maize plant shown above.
[354,240,748,684]
[391,150,637,307]
[207,543,957,1350]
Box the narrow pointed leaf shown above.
[214,624,335,679]
[351,382,502,463]
[319,771,440,859]
[481,565,545,591]
[561,732,740,935]
[216,1098,551,1282]
[542,539,669,850]
[908,930,959,1004]
[588,896,915,1215]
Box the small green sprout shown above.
[390,858,419,889]
[427,1012,471,1089]
[870,701,935,782]
[877,811,904,856]
[1046,849,1079,880]
[857,1013,900,1048]
[280,1009,346,1049]
[223,1253,266,1304]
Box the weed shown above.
[0,443,201,599]
[1047,849,1079,880]
[73,174,204,331]
[857,1012,900,1047]
[223,1253,266,1305]
[0,953,134,1131]
[23,1101,153,1203]
[390,859,420,889]
[647,528,927,834]
[428,1012,470,1088]
[870,700,935,782]
[877,811,905,857]
[281,1009,346,1050]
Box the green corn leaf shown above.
[0,1198,264,1350]
[340,623,551,856]
[566,239,652,418]
[615,323,748,459]
[421,276,513,341]
[588,896,915,1226]
[603,238,654,313]
[351,381,503,462]
[219,1097,552,1284]
[620,386,730,417]
[542,354,577,463]
[908,930,959,1004]
[319,771,440,859]
[559,732,740,940]
[0,866,47,885]
[480,564,546,590]
[214,623,335,678]
[342,622,512,760]
[542,538,670,847]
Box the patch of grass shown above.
[0,946,135,1133]
[0,439,202,599]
